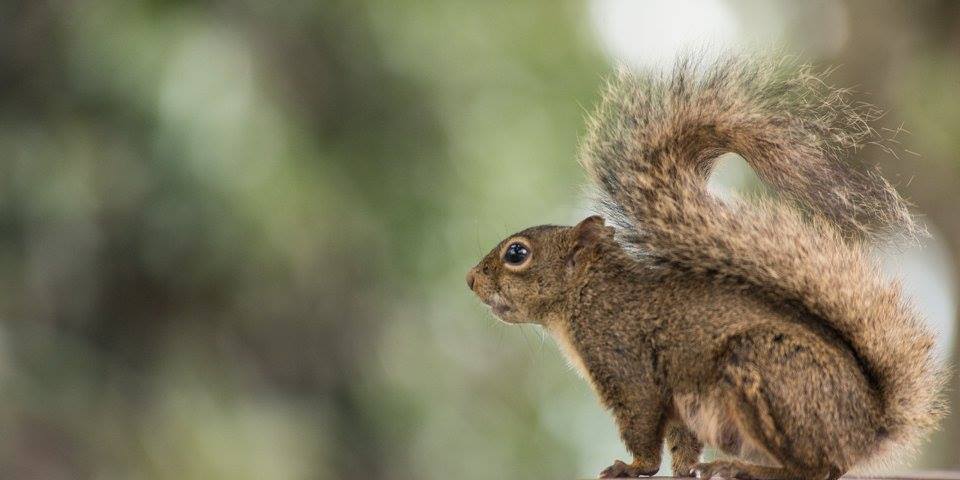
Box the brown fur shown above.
[466,55,945,479]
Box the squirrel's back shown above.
[580,54,946,463]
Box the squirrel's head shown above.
[466,215,616,324]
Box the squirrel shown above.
[465,55,945,480]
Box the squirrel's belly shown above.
[674,392,775,465]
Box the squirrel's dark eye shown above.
[503,243,529,265]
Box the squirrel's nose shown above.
[466,267,477,291]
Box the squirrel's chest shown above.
[546,322,595,387]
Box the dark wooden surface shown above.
[839,474,960,480]
[591,474,960,480]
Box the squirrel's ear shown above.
[573,215,614,244]
[567,216,614,270]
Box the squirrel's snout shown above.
[466,267,477,291]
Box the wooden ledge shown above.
[613,475,960,480]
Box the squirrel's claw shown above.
[690,462,719,479]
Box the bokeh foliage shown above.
[1,1,959,479]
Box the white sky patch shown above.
[590,0,740,70]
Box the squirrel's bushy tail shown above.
[581,54,945,459]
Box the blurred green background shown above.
[1,1,959,478]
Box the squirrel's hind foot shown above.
[691,461,777,479]
[690,460,838,480]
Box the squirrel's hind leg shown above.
[715,324,879,479]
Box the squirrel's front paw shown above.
[598,459,659,478]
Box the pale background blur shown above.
[1,1,959,479]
